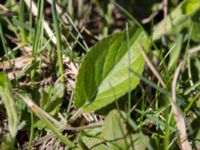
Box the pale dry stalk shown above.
[171,61,192,150]
[140,46,166,88]
[140,46,192,150]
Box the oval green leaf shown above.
[74,28,150,112]
[101,109,148,150]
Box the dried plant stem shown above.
[16,92,75,147]
[140,45,191,150]
[189,45,200,54]
[171,61,192,150]
[140,46,166,88]
[142,4,163,24]
[16,92,63,127]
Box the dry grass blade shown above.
[171,61,192,150]
[0,55,32,70]
[140,45,166,88]
[189,45,200,54]
[16,92,63,128]
[22,122,103,149]
[16,92,75,147]
[0,54,49,80]
[140,45,192,150]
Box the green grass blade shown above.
[0,22,14,60]
[51,0,64,82]
[184,80,200,95]
[31,0,44,81]
[129,69,168,94]
[0,72,19,138]
[19,0,26,42]
[16,93,75,148]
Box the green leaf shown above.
[79,110,148,150]
[183,0,200,15]
[101,109,127,149]
[101,109,147,149]
[191,10,200,42]
[79,128,111,150]
[168,34,183,70]
[74,28,150,112]
[153,0,200,41]
[12,18,34,32]
[0,72,19,138]
[41,83,64,115]
[191,55,200,82]
[191,22,200,42]
[0,133,16,150]
[35,83,64,130]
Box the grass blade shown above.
[16,93,75,148]
[0,72,19,138]
[52,0,64,82]
[30,0,44,81]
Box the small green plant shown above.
[0,0,200,149]
[74,28,150,112]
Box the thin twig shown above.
[171,61,192,150]
[130,97,142,113]
[142,4,163,24]
[22,134,54,149]
[142,11,159,24]
[140,45,166,88]
[16,92,63,128]
[140,45,192,150]
[22,122,103,149]
[189,45,200,54]
[159,43,176,66]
